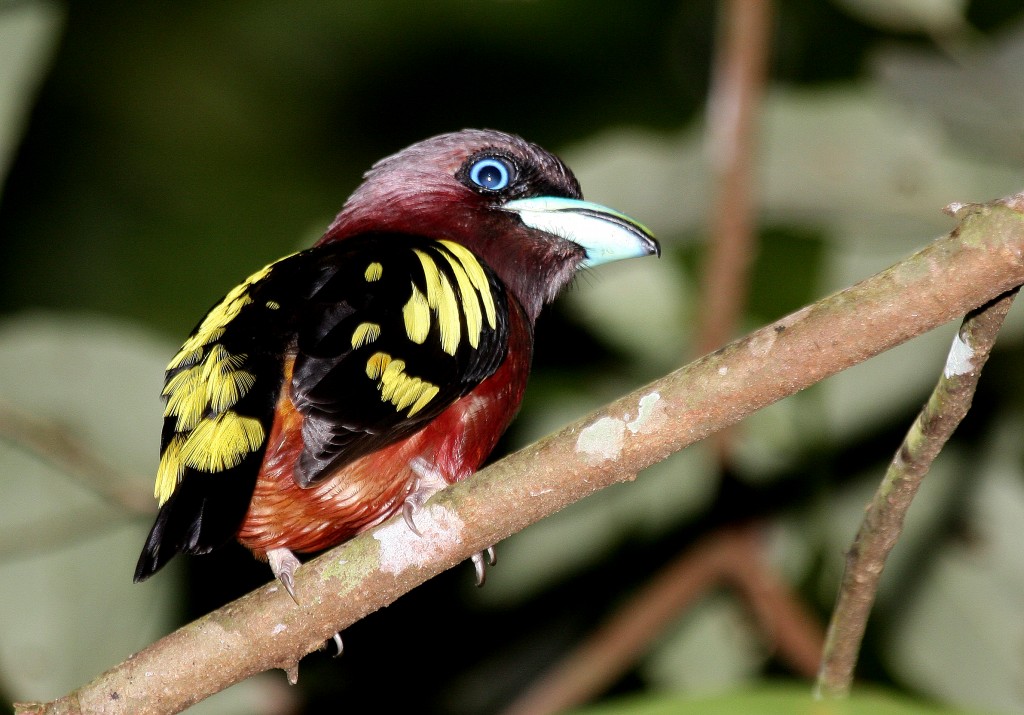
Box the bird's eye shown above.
[468,157,514,192]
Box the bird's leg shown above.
[470,546,497,586]
[403,456,449,536]
[267,547,301,604]
[405,457,499,584]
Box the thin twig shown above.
[0,401,153,515]
[815,279,1020,698]
[15,193,1024,715]
[697,0,773,358]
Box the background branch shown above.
[500,522,823,715]
[698,0,772,358]
[0,401,152,515]
[17,194,1024,715]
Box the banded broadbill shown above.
[134,129,659,597]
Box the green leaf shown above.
[832,0,967,33]
[570,682,989,715]
[875,21,1024,161]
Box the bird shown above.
[133,129,659,600]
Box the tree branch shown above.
[17,193,1024,715]
[815,278,1019,698]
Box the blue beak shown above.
[503,196,660,268]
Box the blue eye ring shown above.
[468,156,514,192]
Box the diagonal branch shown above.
[16,194,1024,715]
[815,276,1020,698]
[0,401,153,515]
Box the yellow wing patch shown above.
[155,259,282,505]
[155,413,266,505]
[167,263,273,371]
[365,351,440,417]
[410,250,462,355]
[374,242,500,417]
[162,344,255,431]
[438,240,497,330]
[399,243,497,356]
[437,250,483,348]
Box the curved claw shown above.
[402,500,422,537]
[331,632,344,658]
[470,546,497,587]
[401,456,449,538]
[267,547,302,604]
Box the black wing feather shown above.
[290,235,509,486]
[135,234,509,580]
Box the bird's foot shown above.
[403,457,449,536]
[470,546,497,586]
[267,547,301,604]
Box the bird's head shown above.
[321,129,659,321]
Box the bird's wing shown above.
[135,235,509,579]
[290,234,510,486]
[134,251,309,579]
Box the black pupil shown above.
[479,164,502,188]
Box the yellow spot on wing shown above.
[403,284,431,344]
[162,345,255,431]
[365,262,383,281]
[351,322,381,349]
[434,272,461,355]
[413,250,443,303]
[169,346,203,370]
[162,369,205,431]
[408,385,440,416]
[200,345,254,412]
[366,351,391,379]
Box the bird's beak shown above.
[503,196,660,268]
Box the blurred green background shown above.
[2,1,1024,713]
